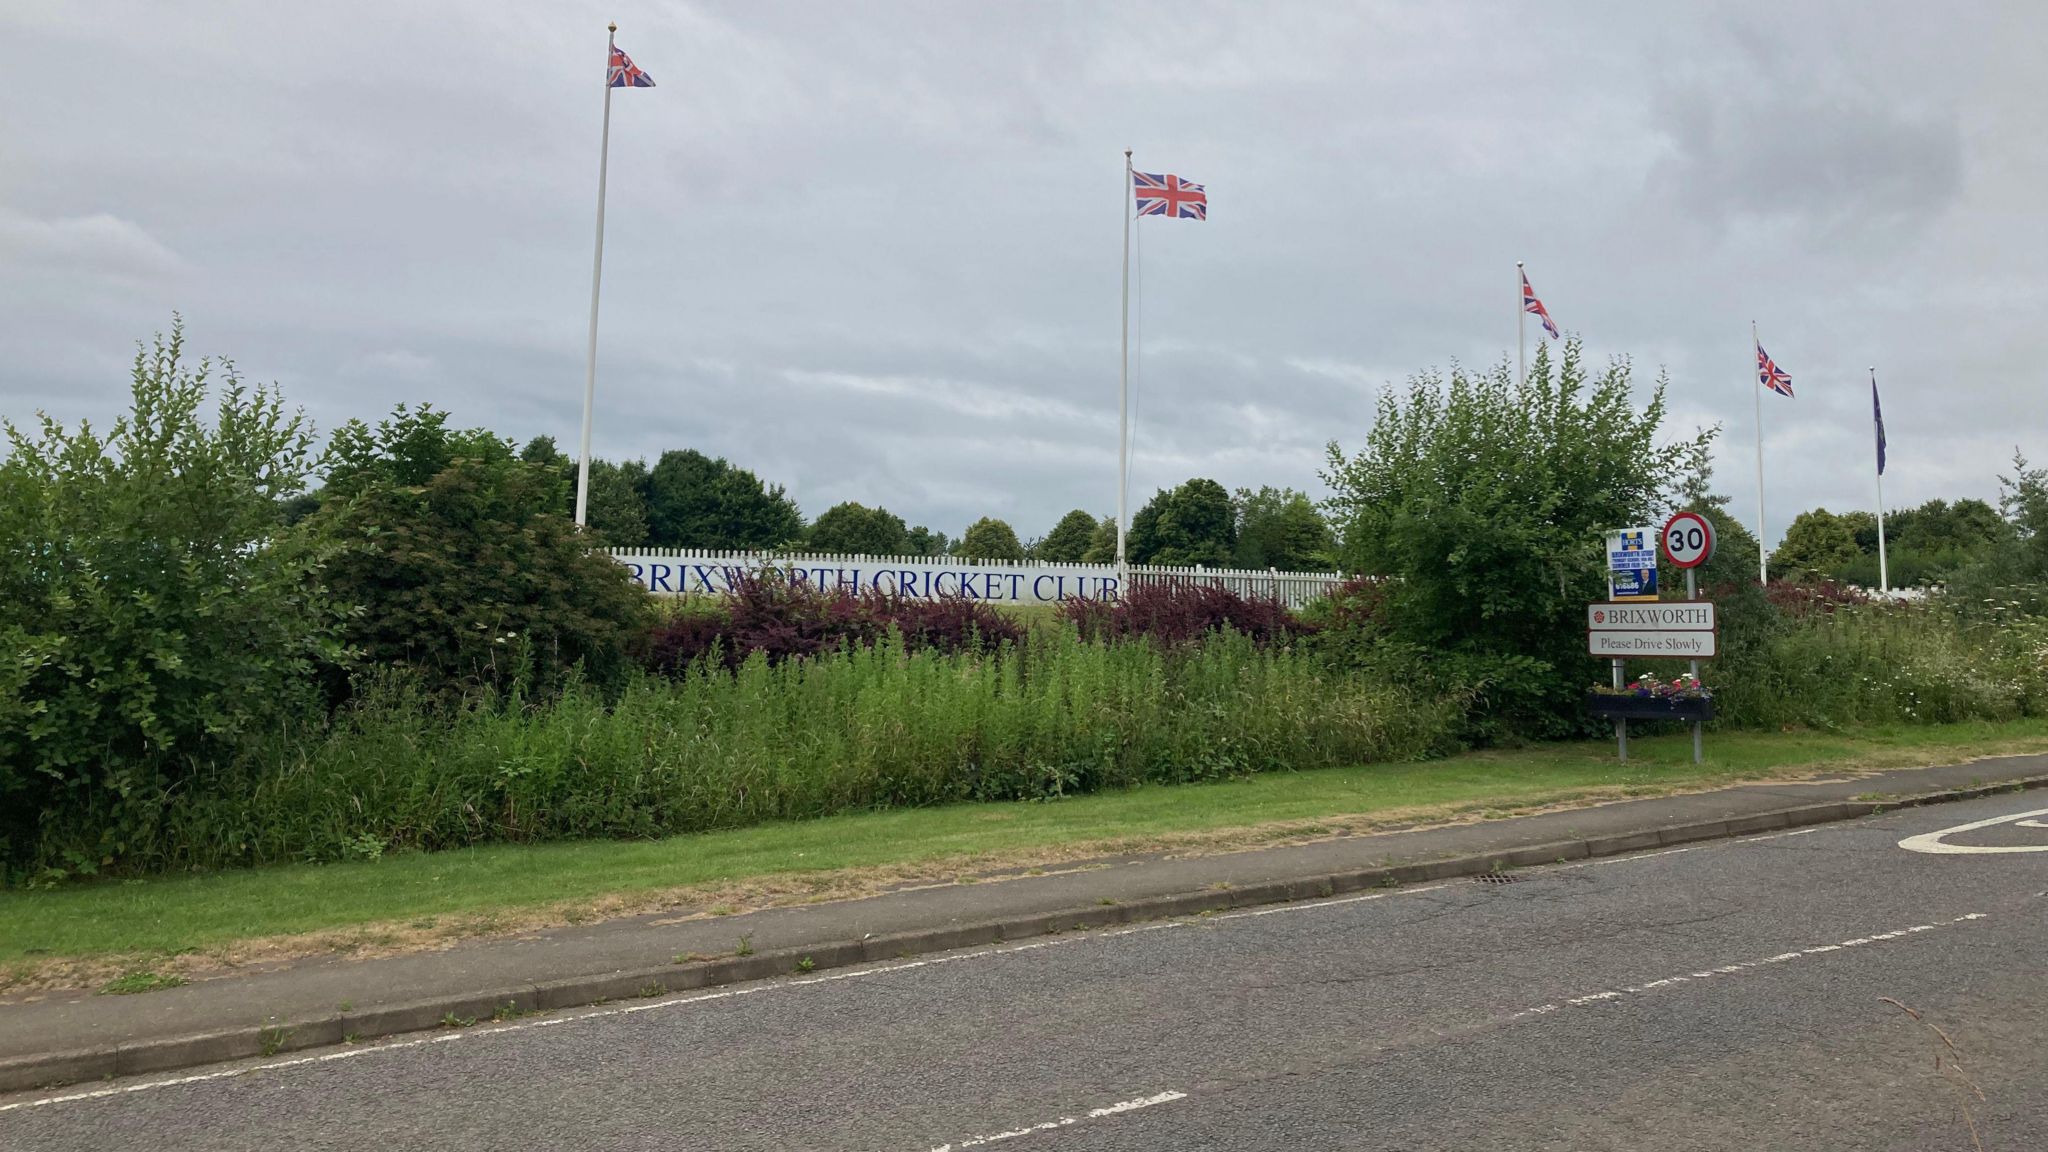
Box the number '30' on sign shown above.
[1661,511,1716,569]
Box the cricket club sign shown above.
[614,553,1125,605]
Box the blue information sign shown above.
[1606,527,1659,602]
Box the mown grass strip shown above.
[3,718,2045,978]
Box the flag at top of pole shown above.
[576,25,655,529]
[1749,323,1792,583]
[608,43,655,87]
[1756,340,1794,397]
[1132,171,1207,219]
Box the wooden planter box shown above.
[1585,692,1715,722]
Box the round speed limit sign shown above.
[1661,511,1717,569]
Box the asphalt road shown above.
[6,793,2046,1151]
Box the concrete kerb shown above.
[6,772,2046,1096]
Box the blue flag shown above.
[1871,370,1887,476]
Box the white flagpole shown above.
[575,23,619,529]
[1116,149,1133,569]
[1752,320,1767,584]
[1516,261,1525,389]
[1873,366,1889,594]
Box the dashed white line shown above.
[926,1090,1187,1151]
[1500,913,1988,1023]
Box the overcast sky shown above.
[3,2,2041,546]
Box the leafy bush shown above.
[1059,580,1306,647]
[1321,341,1714,739]
[0,326,342,875]
[311,408,650,701]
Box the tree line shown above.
[405,437,1339,571]
[1767,496,2015,587]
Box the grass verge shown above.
[4,718,2046,993]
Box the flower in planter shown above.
[1595,672,1710,700]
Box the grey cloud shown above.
[0,211,182,276]
[1644,28,1964,238]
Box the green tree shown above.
[1769,508,1861,580]
[1128,478,1236,566]
[1233,486,1334,571]
[904,525,951,557]
[0,325,344,872]
[957,516,1026,561]
[1037,509,1101,563]
[519,436,650,549]
[313,410,649,699]
[808,501,909,554]
[1321,341,1712,738]
[644,449,803,550]
[2001,451,2048,579]
[582,458,652,548]
[1081,515,1119,563]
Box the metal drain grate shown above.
[1474,871,1519,884]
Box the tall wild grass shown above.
[1708,594,2048,730]
[29,627,1456,874]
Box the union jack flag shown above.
[1756,340,1794,398]
[1133,171,1207,220]
[1521,269,1559,339]
[608,44,655,88]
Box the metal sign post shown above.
[1687,568,1702,764]
[1612,655,1627,762]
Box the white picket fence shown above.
[606,548,1349,608]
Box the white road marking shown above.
[926,1090,1186,1151]
[1500,913,1987,1023]
[1558,823,1822,870]
[2017,819,2048,829]
[1737,826,1821,843]
[1554,844,1701,871]
[1211,882,1452,920]
[1898,806,2048,854]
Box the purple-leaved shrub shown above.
[644,571,1024,674]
